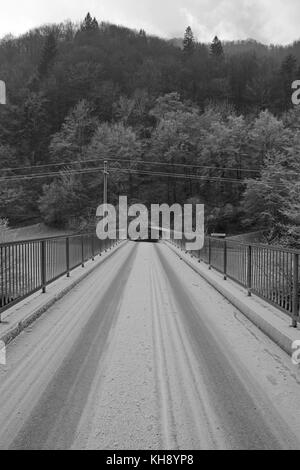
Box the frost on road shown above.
[0,242,300,450]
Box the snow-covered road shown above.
[0,241,300,450]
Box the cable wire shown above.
[0,164,291,188]
[0,156,263,174]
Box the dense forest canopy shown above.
[0,14,299,247]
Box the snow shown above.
[0,241,299,449]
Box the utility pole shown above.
[103,161,109,208]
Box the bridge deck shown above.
[0,242,299,450]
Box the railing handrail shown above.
[0,232,93,248]
[207,236,300,255]
[0,232,120,318]
[170,231,300,326]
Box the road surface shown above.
[0,241,299,450]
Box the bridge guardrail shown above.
[0,233,119,319]
[170,234,300,327]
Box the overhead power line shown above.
[0,156,263,174]
[0,164,291,188]
[0,165,248,184]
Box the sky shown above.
[0,0,299,45]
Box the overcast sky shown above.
[0,0,299,45]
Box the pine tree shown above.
[280,54,297,109]
[210,36,224,57]
[81,13,99,32]
[183,27,195,55]
[91,17,99,30]
[38,32,57,77]
[281,54,297,76]
[139,29,147,40]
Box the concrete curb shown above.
[166,242,300,357]
[0,241,126,346]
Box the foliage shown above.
[242,136,300,247]
[38,32,58,78]
[0,14,299,247]
[210,36,224,57]
[183,27,195,55]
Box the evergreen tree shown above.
[20,92,51,164]
[81,13,99,32]
[281,54,297,76]
[210,36,224,57]
[183,27,195,55]
[38,32,57,77]
[280,54,298,109]
[91,17,99,30]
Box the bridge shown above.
[0,233,299,449]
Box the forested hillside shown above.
[0,14,299,246]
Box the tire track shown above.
[155,243,299,450]
[150,247,225,449]
[149,258,178,449]
[0,242,137,449]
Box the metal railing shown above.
[170,234,300,327]
[0,233,119,318]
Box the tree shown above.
[113,90,153,131]
[39,173,83,227]
[49,100,98,162]
[19,92,51,165]
[183,27,195,55]
[242,138,300,247]
[210,36,224,57]
[0,144,18,170]
[248,110,288,166]
[0,182,27,225]
[81,13,99,32]
[280,54,298,110]
[147,95,201,205]
[150,92,197,120]
[87,122,141,202]
[38,32,57,78]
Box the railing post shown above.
[183,235,187,253]
[91,236,95,261]
[247,245,252,296]
[81,236,85,268]
[292,253,299,328]
[66,237,70,277]
[41,240,46,293]
[208,238,212,270]
[223,240,227,280]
